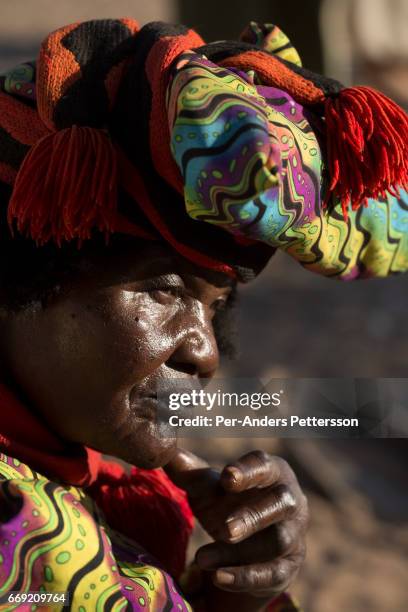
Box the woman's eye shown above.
[148,287,184,304]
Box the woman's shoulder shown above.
[0,452,192,610]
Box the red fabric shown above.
[0,91,51,144]
[8,126,118,246]
[88,461,194,579]
[0,381,100,487]
[218,51,326,105]
[0,162,17,186]
[145,29,205,194]
[324,86,408,216]
[0,380,194,576]
[37,22,84,130]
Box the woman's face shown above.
[0,240,234,468]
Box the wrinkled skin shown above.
[166,448,308,611]
[0,239,308,611]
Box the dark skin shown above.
[0,239,308,611]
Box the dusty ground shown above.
[184,436,408,612]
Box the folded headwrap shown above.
[0,19,407,281]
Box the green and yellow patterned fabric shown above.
[0,453,192,611]
[167,51,408,280]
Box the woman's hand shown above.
[165,448,308,610]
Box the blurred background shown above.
[1,1,407,610]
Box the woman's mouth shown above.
[130,393,174,425]
[129,381,197,424]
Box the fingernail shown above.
[215,570,235,585]
[226,517,246,540]
[225,466,242,486]
[196,549,219,569]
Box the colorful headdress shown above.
[0,19,407,281]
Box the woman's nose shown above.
[166,308,219,378]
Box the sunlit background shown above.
[1,2,407,610]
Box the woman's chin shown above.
[122,442,178,469]
[112,430,178,469]
[90,416,178,469]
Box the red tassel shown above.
[87,461,194,580]
[7,126,118,245]
[324,86,408,217]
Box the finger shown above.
[212,555,303,594]
[163,447,218,498]
[220,451,292,493]
[196,521,302,569]
[164,447,209,476]
[217,484,298,543]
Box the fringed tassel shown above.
[324,86,408,217]
[87,462,194,580]
[7,126,118,245]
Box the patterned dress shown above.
[0,453,191,611]
[0,453,301,612]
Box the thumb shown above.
[164,448,219,498]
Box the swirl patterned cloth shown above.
[167,51,408,280]
[0,453,300,612]
[0,453,192,612]
[0,19,407,282]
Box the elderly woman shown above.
[0,18,406,612]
